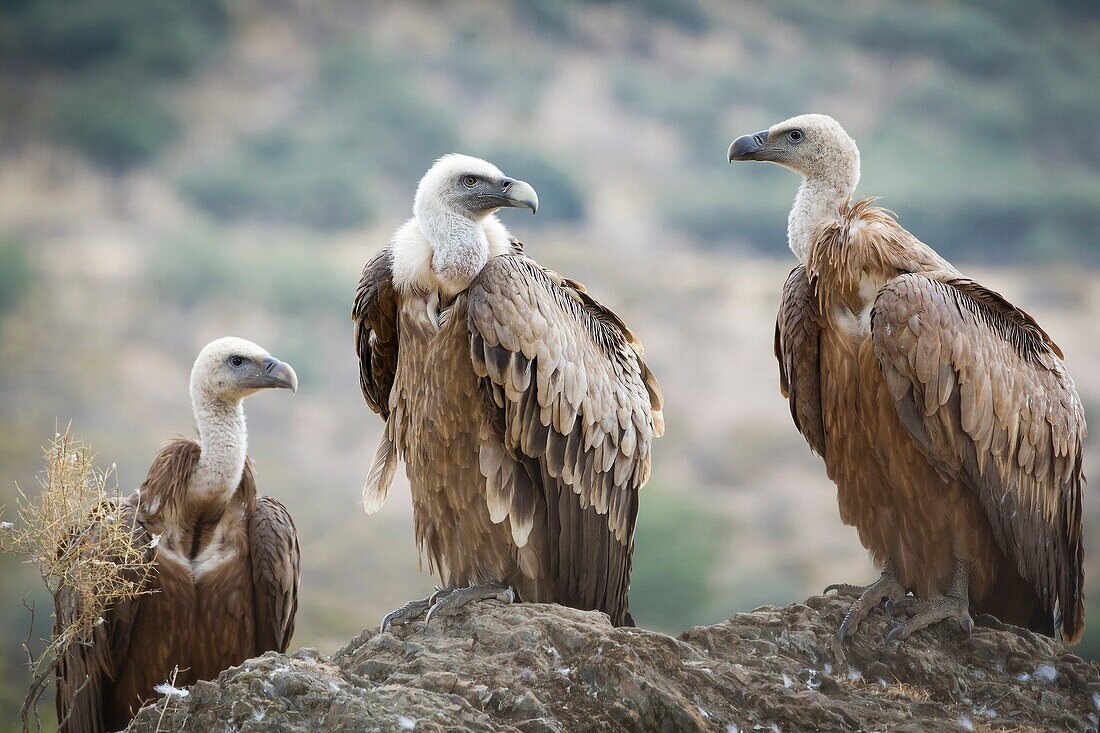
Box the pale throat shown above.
[190,393,248,504]
[787,166,859,264]
[418,202,489,295]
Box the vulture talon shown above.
[424,581,514,627]
[885,597,919,618]
[884,560,974,644]
[884,623,907,645]
[824,583,866,598]
[837,615,854,645]
[828,565,906,640]
[379,590,447,633]
[428,586,454,605]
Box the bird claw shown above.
[379,589,451,633]
[827,568,907,641]
[884,622,907,645]
[837,615,854,645]
[884,597,917,618]
[824,583,866,598]
[423,582,514,627]
[835,600,869,645]
[884,594,973,644]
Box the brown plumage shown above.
[354,155,663,627]
[732,115,1085,642]
[56,338,300,732]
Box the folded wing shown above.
[774,264,826,457]
[248,490,300,654]
[872,273,1085,641]
[466,253,663,625]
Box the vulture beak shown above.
[728,130,771,162]
[256,356,298,393]
[499,178,539,214]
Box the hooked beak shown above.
[256,356,298,393]
[728,130,771,162]
[499,178,539,214]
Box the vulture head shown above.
[414,154,539,223]
[190,337,298,404]
[728,113,860,194]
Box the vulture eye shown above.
[462,175,478,188]
[788,130,804,143]
[229,355,246,368]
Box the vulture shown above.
[353,154,663,629]
[56,337,301,732]
[728,114,1085,644]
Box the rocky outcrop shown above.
[126,595,1098,732]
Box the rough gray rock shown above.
[126,595,1099,732]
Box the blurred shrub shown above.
[180,132,374,231]
[2,0,228,77]
[180,44,462,229]
[240,242,350,316]
[771,0,1019,78]
[145,232,237,310]
[894,192,1100,265]
[613,63,832,167]
[436,27,552,116]
[612,67,722,158]
[663,172,792,252]
[851,4,1020,79]
[584,0,710,33]
[631,487,724,631]
[318,44,460,186]
[0,0,227,172]
[146,230,348,316]
[0,240,32,317]
[515,0,578,38]
[636,0,711,33]
[519,0,710,35]
[486,148,586,225]
[51,75,179,173]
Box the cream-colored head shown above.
[413,154,538,223]
[405,154,539,293]
[728,113,860,195]
[189,337,297,405]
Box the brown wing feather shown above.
[353,247,400,418]
[248,491,300,654]
[775,264,826,456]
[872,273,1086,642]
[135,438,200,520]
[56,499,155,733]
[467,253,662,626]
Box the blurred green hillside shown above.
[1,1,1098,729]
[2,0,1098,258]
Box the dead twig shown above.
[1,427,157,733]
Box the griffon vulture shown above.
[728,114,1085,643]
[353,154,663,629]
[56,337,301,732]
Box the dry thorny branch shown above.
[0,427,156,733]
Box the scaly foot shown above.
[424,581,515,626]
[885,559,974,643]
[380,586,449,633]
[824,565,906,642]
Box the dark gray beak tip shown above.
[728,130,770,162]
[261,356,299,393]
